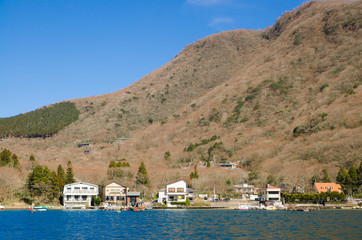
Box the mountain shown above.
[0,0,361,196]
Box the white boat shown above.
[0,205,4,210]
[31,205,48,212]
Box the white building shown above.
[63,182,99,207]
[158,180,194,205]
[260,185,281,202]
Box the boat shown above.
[265,206,277,211]
[235,204,249,210]
[0,205,4,210]
[31,205,48,212]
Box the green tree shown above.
[190,165,199,180]
[57,165,66,184]
[164,151,171,162]
[336,167,350,193]
[321,169,331,183]
[206,160,211,168]
[348,166,358,193]
[226,179,232,186]
[136,162,149,185]
[27,165,52,197]
[29,154,36,162]
[65,161,76,184]
[0,149,12,166]
[50,171,62,201]
[11,154,19,168]
[94,196,102,206]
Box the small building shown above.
[63,182,99,207]
[233,184,255,195]
[260,185,281,202]
[158,180,195,205]
[126,192,141,207]
[103,182,128,205]
[314,183,342,193]
[219,162,238,169]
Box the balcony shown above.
[63,189,98,194]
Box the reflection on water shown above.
[0,209,361,239]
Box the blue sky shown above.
[0,0,307,118]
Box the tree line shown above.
[0,102,79,138]
[27,160,76,203]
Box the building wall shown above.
[63,182,99,207]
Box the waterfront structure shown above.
[126,192,141,207]
[314,183,342,193]
[158,180,195,205]
[103,181,128,205]
[260,185,281,202]
[63,182,99,207]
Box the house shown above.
[158,180,195,205]
[103,182,128,205]
[314,183,342,193]
[260,185,281,202]
[233,183,256,195]
[219,162,238,169]
[126,192,141,207]
[63,182,99,207]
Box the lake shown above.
[0,209,361,239]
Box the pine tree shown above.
[11,154,19,168]
[29,154,36,162]
[321,169,331,183]
[57,164,65,187]
[336,167,350,193]
[136,162,149,185]
[65,161,76,184]
[190,165,199,180]
[348,166,358,193]
[0,149,12,166]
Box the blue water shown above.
[0,209,361,239]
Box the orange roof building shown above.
[314,183,342,193]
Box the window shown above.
[82,187,88,190]
[75,195,80,200]
[177,188,184,193]
[67,196,71,200]
[82,195,87,200]
[116,196,120,200]
[168,188,175,193]
[74,187,80,190]
[67,187,71,190]
[321,187,324,189]
[177,195,185,200]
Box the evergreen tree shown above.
[65,161,76,184]
[348,166,358,193]
[0,149,12,166]
[29,154,36,162]
[50,171,62,200]
[27,165,52,197]
[190,165,199,180]
[57,164,66,187]
[336,167,350,193]
[11,154,19,168]
[135,162,149,185]
[321,169,331,183]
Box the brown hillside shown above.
[1,0,361,198]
